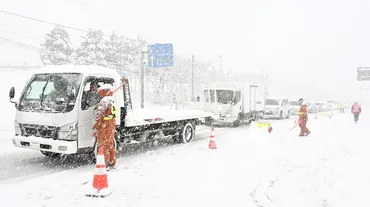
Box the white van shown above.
[289,100,300,115]
[261,98,290,119]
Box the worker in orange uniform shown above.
[93,84,117,171]
[298,98,311,137]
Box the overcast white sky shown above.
[1,0,370,102]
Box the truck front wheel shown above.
[178,122,195,143]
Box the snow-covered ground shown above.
[0,111,367,207]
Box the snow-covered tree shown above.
[121,37,140,71]
[40,26,73,65]
[75,29,106,66]
[104,32,121,70]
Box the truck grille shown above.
[21,124,57,138]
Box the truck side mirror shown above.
[9,87,17,107]
[9,87,15,99]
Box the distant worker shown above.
[93,84,117,171]
[298,98,311,136]
[339,103,345,113]
[351,102,362,123]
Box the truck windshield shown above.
[265,99,280,105]
[19,73,83,113]
[216,90,234,104]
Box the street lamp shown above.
[141,46,148,108]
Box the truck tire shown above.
[205,117,214,126]
[40,151,61,158]
[279,111,283,120]
[254,112,260,122]
[233,119,240,127]
[178,122,195,143]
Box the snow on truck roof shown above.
[31,65,121,77]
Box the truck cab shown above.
[9,65,123,157]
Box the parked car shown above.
[306,102,319,114]
[327,101,339,110]
[315,102,330,112]
[262,98,290,119]
[289,100,300,115]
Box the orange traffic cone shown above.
[268,125,273,133]
[209,127,217,149]
[85,148,112,198]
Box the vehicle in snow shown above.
[327,100,339,111]
[306,101,319,114]
[314,101,330,112]
[8,65,212,158]
[261,98,290,119]
[289,100,300,115]
[190,81,265,127]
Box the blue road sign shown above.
[148,44,174,68]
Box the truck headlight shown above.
[57,123,78,141]
[14,120,21,136]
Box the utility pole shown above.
[121,40,125,76]
[265,74,269,98]
[191,54,195,101]
[218,55,223,73]
[140,49,145,109]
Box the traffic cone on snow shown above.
[268,125,273,133]
[85,148,112,198]
[209,127,217,149]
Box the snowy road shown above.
[1,112,367,207]
[0,124,254,183]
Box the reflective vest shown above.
[103,99,117,121]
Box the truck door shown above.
[78,77,114,148]
[249,85,258,111]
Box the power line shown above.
[0,9,89,33]
[0,21,43,36]
[0,36,41,50]
[0,28,43,41]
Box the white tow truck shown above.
[8,65,212,158]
